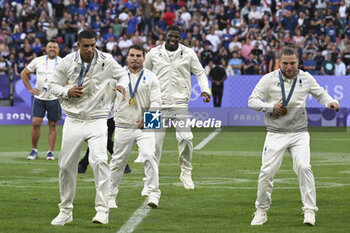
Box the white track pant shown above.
[255,131,318,212]
[109,128,160,200]
[58,117,110,213]
[155,108,193,172]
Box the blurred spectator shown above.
[295,11,310,36]
[314,50,325,75]
[126,11,139,35]
[192,40,203,54]
[53,0,64,20]
[180,6,191,29]
[338,1,347,22]
[251,43,263,60]
[229,35,242,52]
[88,0,102,22]
[325,20,338,43]
[131,31,144,45]
[310,10,322,35]
[216,6,228,30]
[140,0,155,35]
[103,27,118,46]
[280,10,297,33]
[335,57,346,75]
[32,38,43,56]
[76,1,87,17]
[269,49,280,72]
[244,53,258,75]
[118,34,133,57]
[216,46,229,64]
[183,32,196,48]
[204,60,214,76]
[241,38,254,60]
[66,0,77,16]
[125,0,141,14]
[155,14,167,31]
[163,6,175,26]
[201,42,214,65]
[105,36,118,53]
[0,56,9,75]
[46,22,58,41]
[330,45,340,62]
[303,52,317,75]
[248,5,262,20]
[205,27,221,53]
[222,59,233,76]
[228,51,243,75]
[63,13,77,48]
[293,29,305,49]
[258,55,268,75]
[112,18,123,39]
[321,54,335,75]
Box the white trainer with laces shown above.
[92,211,109,224]
[251,209,267,226]
[51,211,73,226]
[303,210,316,226]
[108,199,118,209]
[179,171,194,190]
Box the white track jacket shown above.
[114,68,161,128]
[49,49,128,120]
[144,43,209,107]
[248,69,338,132]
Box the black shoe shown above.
[124,164,132,173]
[78,164,88,174]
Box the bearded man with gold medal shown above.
[109,44,162,209]
[248,46,340,227]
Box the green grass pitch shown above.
[0,125,349,233]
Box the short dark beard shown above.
[165,42,178,51]
[282,69,298,79]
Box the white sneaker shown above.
[147,196,159,208]
[108,199,118,209]
[179,171,194,190]
[92,211,109,224]
[51,211,73,226]
[303,210,316,226]
[251,209,267,226]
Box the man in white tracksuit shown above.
[109,44,162,208]
[248,46,340,226]
[144,25,210,191]
[49,30,128,226]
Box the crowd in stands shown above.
[1,0,350,77]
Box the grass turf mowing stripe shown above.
[194,128,222,150]
[117,200,150,233]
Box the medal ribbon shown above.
[45,56,58,70]
[279,70,297,107]
[128,70,144,99]
[78,54,94,86]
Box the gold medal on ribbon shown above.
[129,97,136,106]
[281,106,288,116]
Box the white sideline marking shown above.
[117,200,150,233]
[194,128,222,150]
